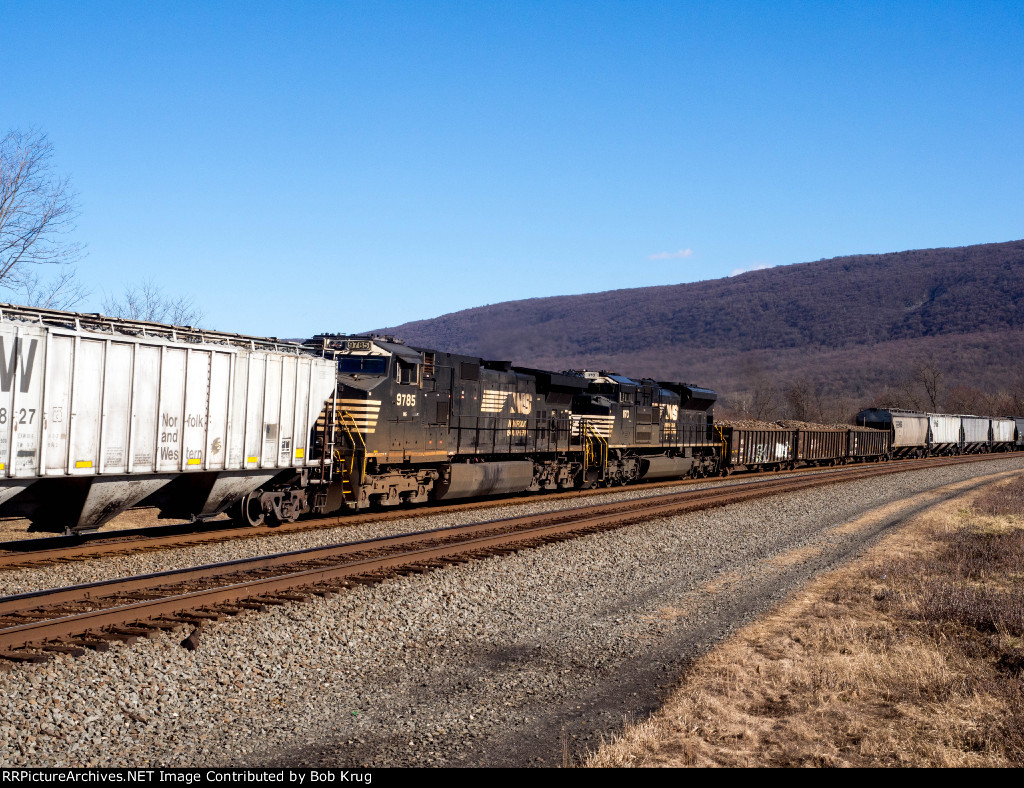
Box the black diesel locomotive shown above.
[233,334,1021,526]
[235,334,719,523]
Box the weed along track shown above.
[0,454,1012,662]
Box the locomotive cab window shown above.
[396,359,420,386]
[337,356,387,376]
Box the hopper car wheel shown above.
[237,494,265,527]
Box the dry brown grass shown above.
[585,473,1024,767]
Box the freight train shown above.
[856,408,1024,458]
[0,305,1020,534]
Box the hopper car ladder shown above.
[314,394,339,512]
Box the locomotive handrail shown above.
[582,420,608,481]
[336,409,368,485]
[714,424,728,462]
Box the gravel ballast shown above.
[1,458,1022,767]
[0,470,845,598]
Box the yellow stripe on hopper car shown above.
[247,456,258,463]
[75,461,92,468]
[295,448,304,458]
[187,458,201,465]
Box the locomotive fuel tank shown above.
[434,461,536,499]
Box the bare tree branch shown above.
[913,357,943,411]
[102,280,204,327]
[750,376,780,421]
[0,129,84,285]
[2,265,89,310]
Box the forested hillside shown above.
[375,240,1024,421]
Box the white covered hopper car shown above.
[0,305,336,533]
[857,408,1021,457]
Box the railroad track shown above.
[0,453,1016,662]
[3,453,1016,570]
[0,464,864,569]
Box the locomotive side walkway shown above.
[1,456,1022,766]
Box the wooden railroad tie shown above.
[265,593,311,603]
[67,638,111,652]
[0,650,50,663]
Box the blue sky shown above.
[2,1,1022,337]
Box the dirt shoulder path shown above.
[584,470,1024,767]
[268,462,1024,767]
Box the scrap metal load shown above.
[0,304,337,533]
[715,424,891,473]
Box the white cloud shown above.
[729,263,771,277]
[648,248,694,260]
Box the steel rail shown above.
[0,453,1018,658]
[0,469,860,618]
[1,452,1016,570]
[0,462,868,566]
